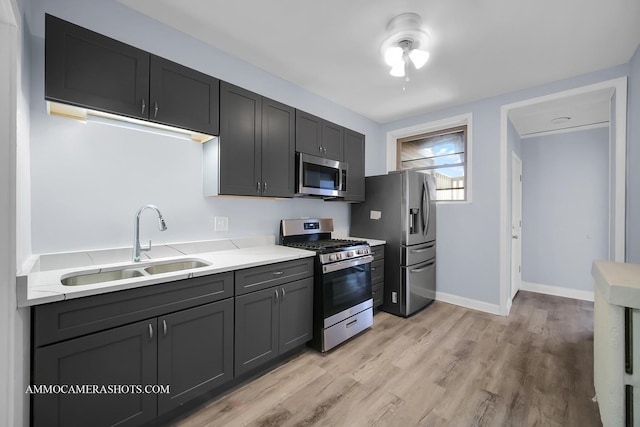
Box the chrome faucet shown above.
[133,204,167,262]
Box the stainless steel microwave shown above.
[296,152,348,198]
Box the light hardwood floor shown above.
[175,291,601,426]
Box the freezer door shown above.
[402,241,436,266]
[402,258,436,316]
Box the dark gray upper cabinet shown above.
[149,56,220,135]
[261,98,296,197]
[45,14,220,136]
[157,299,233,414]
[45,14,150,119]
[295,110,344,161]
[33,319,158,427]
[321,120,345,161]
[343,129,366,202]
[218,82,295,197]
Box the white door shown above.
[511,154,522,300]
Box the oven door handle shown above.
[322,255,373,274]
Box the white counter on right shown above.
[592,260,640,427]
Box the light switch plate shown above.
[214,216,228,231]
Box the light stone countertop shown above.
[17,236,315,308]
[592,260,640,308]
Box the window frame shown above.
[386,113,472,203]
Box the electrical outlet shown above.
[214,216,228,231]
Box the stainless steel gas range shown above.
[280,218,373,352]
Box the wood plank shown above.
[175,291,601,426]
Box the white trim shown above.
[499,76,627,316]
[520,121,609,139]
[520,281,594,302]
[385,113,473,203]
[435,291,501,315]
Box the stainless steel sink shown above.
[60,258,211,286]
[61,268,145,286]
[144,260,210,275]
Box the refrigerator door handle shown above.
[421,178,430,235]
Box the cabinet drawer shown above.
[372,282,384,308]
[33,272,233,347]
[234,258,314,296]
[371,259,384,284]
[370,245,385,262]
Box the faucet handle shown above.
[143,239,152,252]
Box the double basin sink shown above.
[60,259,210,286]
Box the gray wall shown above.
[381,64,629,309]
[27,0,384,254]
[628,43,640,263]
[521,127,609,291]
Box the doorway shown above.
[499,77,627,315]
[510,153,522,300]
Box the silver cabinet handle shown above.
[273,271,284,276]
[264,182,267,192]
[141,98,146,115]
[274,288,279,302]
[148,323,153,341]
[154,102,159,118]
[319,146,323,153]
[162,319,167,336]
[281,287,286,301]
[256,182,261,193]
[324,147,327,155]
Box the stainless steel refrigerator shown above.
[350,170,436,317]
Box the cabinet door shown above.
[157,299,233,414]
[321,120,344,161]
[32,319,157,427]
[149,56,220,135]
[45,14,150,119]
[279,277,314,354]
[343,129,365,201]
[219,82,262,196]
[234,287,279,376]
[295,110,322,156]
[261,98,295,197]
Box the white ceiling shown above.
[509,88,613,138]
[119,0,640,124]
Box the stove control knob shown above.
[347,251,354,258]
[329,254,337,261]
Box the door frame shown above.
[510,153,522,301]
[499,76,627,315]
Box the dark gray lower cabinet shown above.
[33,299,234,426]
[33,319,158,427]
[235,277,313,376]
[371,245,385,309]
[157,299,233,414]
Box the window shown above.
[397,125,467,201]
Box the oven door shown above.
[321,255,373,324]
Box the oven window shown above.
[323,264,371,318]
[303,162,339,190]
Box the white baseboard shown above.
[435,291,502,315]
[519,281,594,302]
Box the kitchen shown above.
[1,0,640,426]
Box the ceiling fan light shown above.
[384,46,404,66]
[390,62,405,77]
[409,49,430,69]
